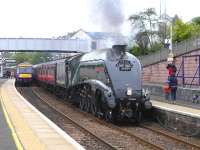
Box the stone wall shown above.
[142,48,200,85]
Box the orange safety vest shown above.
[163,85,171,93]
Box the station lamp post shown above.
[159,19,174,62]
[167,22,174,62]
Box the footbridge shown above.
[0,38,89,53]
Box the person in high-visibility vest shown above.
[163,80,171,100]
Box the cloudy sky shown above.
[0,0,199,37]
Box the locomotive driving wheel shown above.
[79,98,85,111]
[135,110,142,124]
[79,87,86,111]
[85,98,90,112]
[80,85,90,112]
[105,110,112,122]
[90,101,97,116]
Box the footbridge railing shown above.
[0,38,89,53]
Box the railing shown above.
[139,35,200,67]
[176,55,200,87]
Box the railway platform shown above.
[144,83,200,108]
[150,97,200,137]
[151,99,200,119]
[0,79,84,150]
[0,94,16,149]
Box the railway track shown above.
[28,86,164,150]
[32,87,163,150]
[17,87,115,150]
[140,124,200,149]
[18,86,200,150]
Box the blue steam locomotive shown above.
[34,45,152,122]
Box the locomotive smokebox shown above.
[112,45,127,56]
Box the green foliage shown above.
[129,10,200,56]
[129,42,163,56]
[192,16,200,25]
[172,19,200,43]
[173,19,192,42]
[11,52,52,65]
[12,52,30,64]
[4,52,13,58]
[129,46,143,56]
[149,42,163,53]
[191,23,200,37]
[29,52,52,64]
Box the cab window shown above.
[78,63,109,85]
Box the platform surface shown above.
[0,79,84,150]
[151,99,200,119]
[0,95,16,150]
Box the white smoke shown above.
[89,0,125,33]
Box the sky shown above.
[0,0,199,38]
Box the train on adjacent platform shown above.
[33,45,152,123]
[15,62,33,86]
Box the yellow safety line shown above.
[0,97,24,150]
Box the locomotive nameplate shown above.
[116,60,133,71]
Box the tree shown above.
[12,52,52,64]
[135,31,149,55]
[129,8,158,48]
[172,19,192,42]
[192,16,200,25]
[12,52,30,64]
[29,52,52,64]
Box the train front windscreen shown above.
[17,66,32,74]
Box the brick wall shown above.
[142,49,200,85]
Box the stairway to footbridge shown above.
[0,38,89,53]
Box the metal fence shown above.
[176,55,200,87]
[139,35,200,67]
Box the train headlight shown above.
[127,87,132,96]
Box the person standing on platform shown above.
[163,80,171,100]
[169,73,178,103]
[166,60,177,103]
[166,63,177,76]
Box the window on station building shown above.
[91,41,97,50]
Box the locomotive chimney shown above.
[112,45,127,56]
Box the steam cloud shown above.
[90,0,125,32]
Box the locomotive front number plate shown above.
[116,60,133,71]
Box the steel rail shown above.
[31,87,163,150]
[140,124,200,150]
[23,87,117,150]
